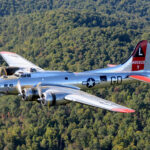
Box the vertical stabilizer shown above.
[84,40,149,73]
[121,40,148,71]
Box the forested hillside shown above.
[0,0,150,150]
[0,0,150,19]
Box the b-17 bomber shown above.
[0,40,149,113]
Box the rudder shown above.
[131,40,147,71]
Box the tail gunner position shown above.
[0,40,149,113]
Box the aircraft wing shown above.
[0,51,43,71]
[42,86,135,113]
[129,75,150,83]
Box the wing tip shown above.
[112,108,135,113]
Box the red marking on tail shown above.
[132,40,147,71]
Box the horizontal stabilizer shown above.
[129,75,150,83]
[107,64,117,67]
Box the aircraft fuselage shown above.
[0,70,143,96]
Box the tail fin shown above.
[121,40,149,71]
[84,40,149,73]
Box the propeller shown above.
[37,82,43,100]
[16,80,22,95]
[36,82,47,105]
[16,80,26,100]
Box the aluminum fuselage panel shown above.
[0,71,145,95]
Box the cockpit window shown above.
[4,84,8,87]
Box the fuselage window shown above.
[65,77,68,80]
[21,74,26,77]
[9,84,13,87]
[27,74,31,77]
[100,76,107,82]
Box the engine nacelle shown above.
[22,88,38,101]
[40,91,69,106]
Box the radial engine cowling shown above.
[22,88,37,101]
[40,91,69,106]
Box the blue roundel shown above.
[86,78,95,88]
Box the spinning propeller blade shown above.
[16,80,22,95]
[36,82,42,99]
